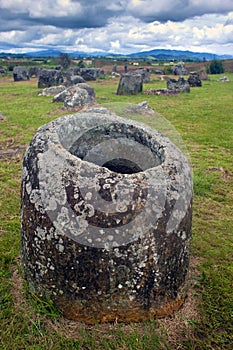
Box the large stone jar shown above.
[21,107,192,323]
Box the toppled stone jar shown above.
[21,107,192,323]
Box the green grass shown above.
[0,74,233,349]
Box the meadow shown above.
[0,72,232,349]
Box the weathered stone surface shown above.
[167,77,190,93]
[111,72,121,78]
[173,64,187,76]
[53,83,96,110]
[29,67,41,78]
[145,76,190,95]
[133,68,150,83]
[66,75,85,86]
[81,68,105,81]
[13,66,29,81]
[124,101,154,115]
[38,69,64,88]
[151,69,165,75]
[38,85,66,96]
[76,83,96,98]
[112,64,117,73]
[62,69,85,87]
[66,67,81,76]
[117,73,143,95]
[199,69,209,81]
[0,66,6,74]
[218,76,230,82]
[188,72,202,87]
[21,108,192,323]
[144,88,174,96]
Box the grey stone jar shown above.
[21,107,192,323]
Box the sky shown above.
[0,0,233,55]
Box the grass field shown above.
[0,73,232,349]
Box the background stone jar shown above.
[21,107,192,323]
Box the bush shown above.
[77,60,85,68]
[164,67,173,75]
[208,60,224,74]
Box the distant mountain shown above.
[24,49,94,58]
[127,49,233,61]
[1,48,232,60]
[24,49,63,57]
[23,49,108,58]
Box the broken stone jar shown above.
[21,107,192,323]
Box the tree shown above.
[208,60,224,74]
[59,53,71,69]
[77,60,85,68]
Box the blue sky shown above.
[0,0,233,55]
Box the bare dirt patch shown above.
[156,257,202,348]
[10,256,201,347]
[206,166,233,183]
[0,138,26,160]
[0,146,26,160]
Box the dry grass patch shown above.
[9,256,202,350]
